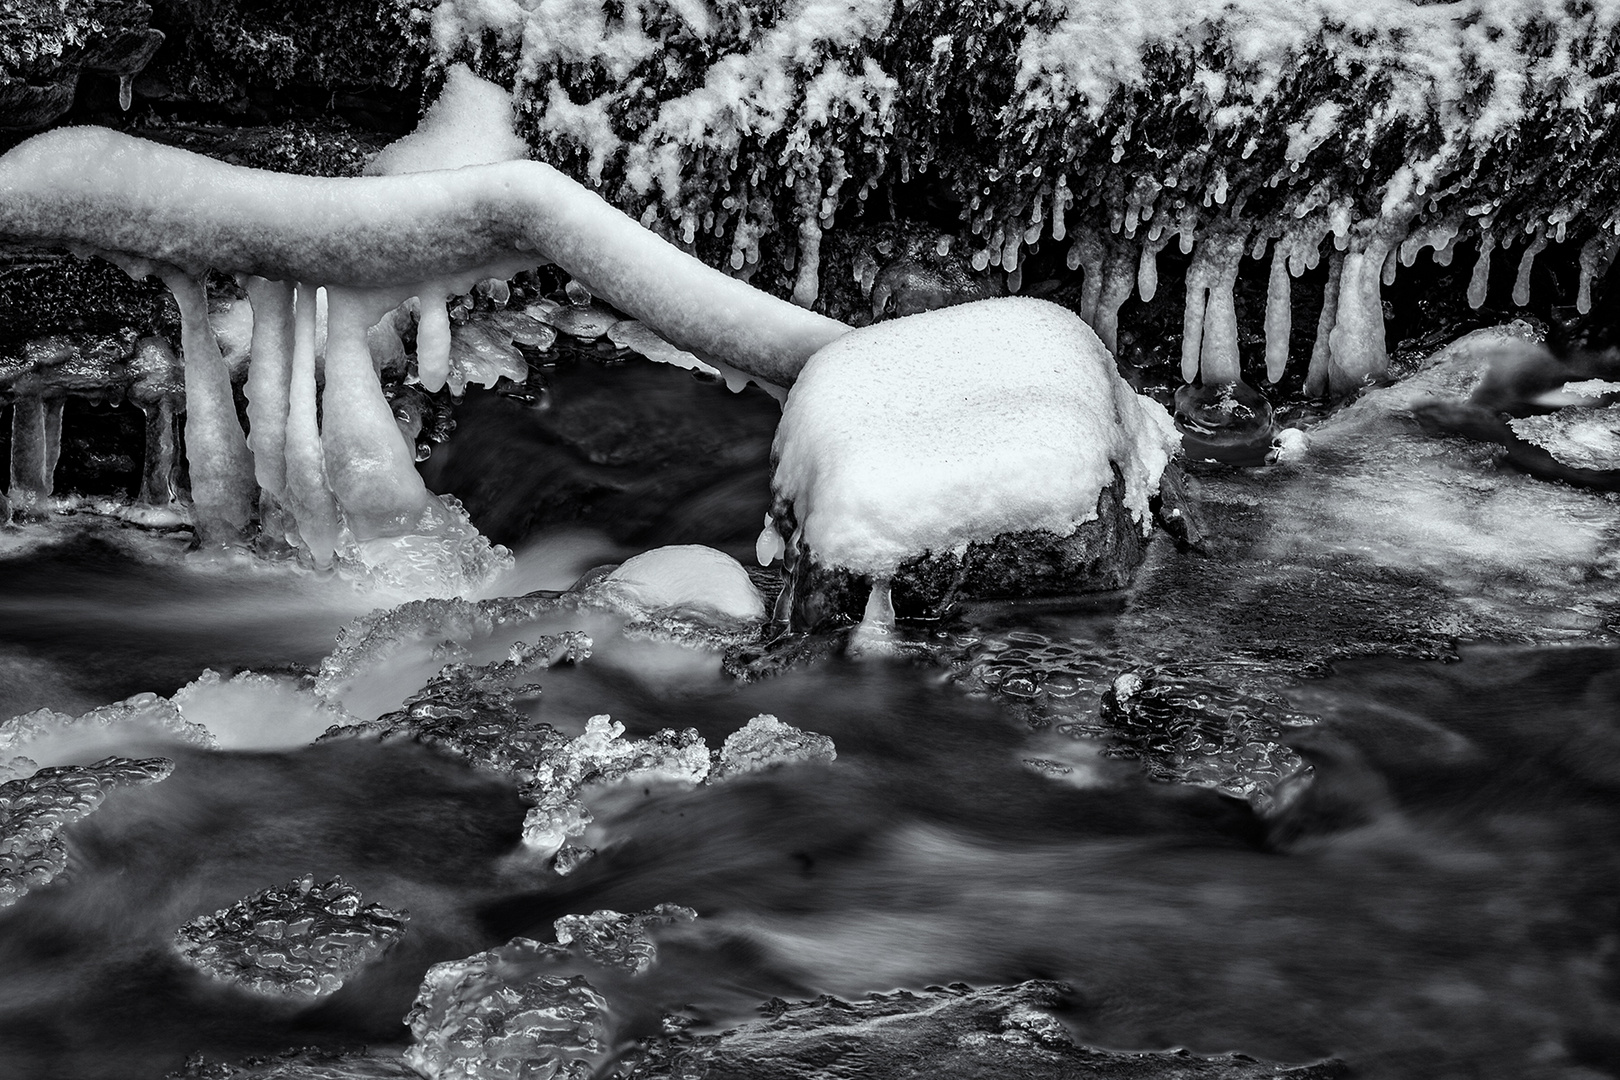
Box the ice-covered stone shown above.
[621,981,1346,1080]
[772,298,1177,580]
[403,905,694,1080]
[712,715,836,781]
[0,756,173,908]
[552,904,697,975]
[173,875,408,1000]
[600,546,766,624]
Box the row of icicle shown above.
[840,204,1620,395]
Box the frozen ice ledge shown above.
[0,126,848,549]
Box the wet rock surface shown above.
[173,874,408,1000]
[0,754,172,907]
[624,981,1348,1080]
[779,476,1152,629]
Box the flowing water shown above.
[1,356,1619,1080]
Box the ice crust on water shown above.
[404,904,695,1080]
[174,874,408,1000]
[0,757,173,908]
[364,64,529,177]
[601,545,766,623]
[0,695,212,779]
[1509,406,1620,472]
[771,298,1179,576]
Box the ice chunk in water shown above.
[404,904,693,1080]
[173,874,408,999]
[713,714,836,780]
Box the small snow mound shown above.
[772,298,1179,576]
[364,64,528,176]
[601,544,766,622]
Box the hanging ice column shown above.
[1181,230,1248,385]
[321,287,430,536]
[161,270,257,544]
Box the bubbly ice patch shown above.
[1509,406,1620,472]
[601,545,765,622]
[364,64,529,177]
[771,298,1180,575]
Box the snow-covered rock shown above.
[765,298,1180,626]
[600,545,766,623]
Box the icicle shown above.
[321,287,431,538]
[8,395,51,514]
[1094,240,1136,355]
[756,513,784,566]
[118,73,134,111]
[1512,233,1548,307]
[1181,243,1210,384]
[42,399,62,492]
[1072,228,1107,326]
[1196,232,1246,385]
[283,284,341,567]
[1323,221,1404,396]
[416,294,452,392]
[1138,235,1168,302]
[1264,243,1291,383]
[1381,246,1399,287]
[1467,232,1495,309]
[1576,234,1618,315]
[138,394,180,506]
[161,270,256,545]
[791,179,823,307]
[242,277,295,506]
[1304,250,1344,398]
[850,576,896,654]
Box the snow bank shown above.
[770,298,1179,576]
[364,63,529,176]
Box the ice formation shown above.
[768,298,1179,577]
[0,102,845,552]
[0,756,173,908]
[600,545,766,623]
[0,694,212,780]
[713,714,837,780]
[429,0,1620,394]
[173,874,409,1000]
[404,905,695,1080]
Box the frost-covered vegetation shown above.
[428,0,1620,391]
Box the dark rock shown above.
[173,874,408,1000]
[0,754,172,907]
[622,981,1348,1080]
[779,475,1150,630]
